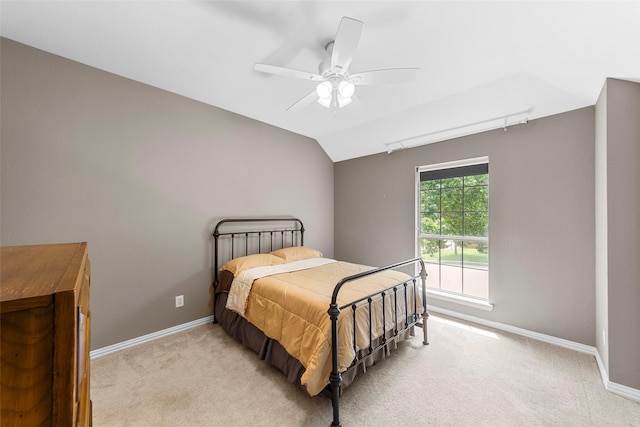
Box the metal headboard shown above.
[212,217,305,287]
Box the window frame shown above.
[416,157,494,311]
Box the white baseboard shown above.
[427,305,640,404]
[593,351,640,403]
[606,380,640,403]
[90,316,214,360]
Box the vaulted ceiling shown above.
[2,1,639,161]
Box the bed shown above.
[212,218,428,426]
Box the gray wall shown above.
[596,78,640,389]
[335,107,596,346]
[0,38,334,349]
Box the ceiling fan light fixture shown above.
[337,93,352,108]
[317,95,332,108]
[316,81,333,99]
[338,80,355,98]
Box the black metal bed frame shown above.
[212,218,428,427]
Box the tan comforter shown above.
[238,260,423,396]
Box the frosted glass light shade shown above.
[337,94,352,108]
[317,96,332,108]
[338,80,355,98]
[316,81,332,99]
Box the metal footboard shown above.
[328,258,428,427]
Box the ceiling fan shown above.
[254,16,419,112]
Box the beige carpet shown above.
[91,314,640,426]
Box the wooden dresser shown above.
[1,242,92,426]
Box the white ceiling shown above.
[2,1,639,162]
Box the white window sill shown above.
[426,289,494,311]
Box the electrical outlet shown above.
[175,295,184,308]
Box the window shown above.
[418,159,489,301]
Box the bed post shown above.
[212,226,220,324]
[328,302,342,427]
[419,259,429,345]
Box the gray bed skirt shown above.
[214,292,414,398]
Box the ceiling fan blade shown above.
[350,68,420,85]
[254,63,323,82]
[331,17,364,72]
[286,90,318,112]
